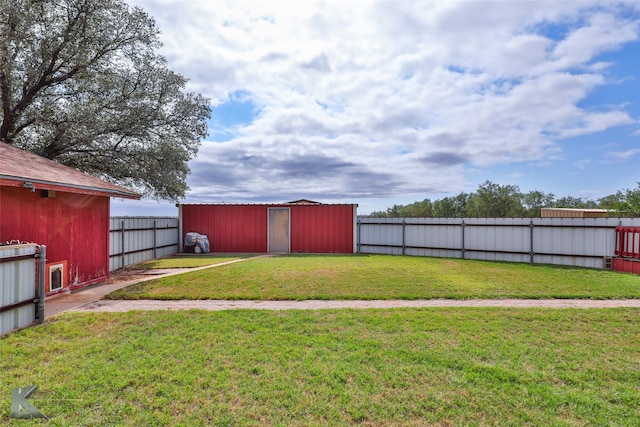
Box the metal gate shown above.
[616,226,640,259]
[1,244,46,336]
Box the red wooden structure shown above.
[613,226,640,274]
[0,142,139,294]
[179,201,358,253]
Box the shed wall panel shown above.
[182,205,268,252]
[290,205,355,253]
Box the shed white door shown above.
[268,208,290,253]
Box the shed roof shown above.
[540,207,610,218]
[179,202,358,207]
[0,142,140,199]
[287,199,322,205]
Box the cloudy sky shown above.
[113,0,640,216]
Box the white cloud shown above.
[608,148,640,162]
[129,0,640,204]
[549,12,639,70]
[574,159,592,170]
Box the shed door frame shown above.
[268,208,290,253]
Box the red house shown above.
[179,201,358,253]
[0,142,140,295]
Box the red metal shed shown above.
[0,142,140,295]
[179,201,358,253]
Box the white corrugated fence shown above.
[109,217,179,271]
[1,244,43,336]
[357,217,640,269]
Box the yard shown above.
[107,254,640,300]
[2,254,640,425]
[1,308,639,426]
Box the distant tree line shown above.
[370,181,640,218]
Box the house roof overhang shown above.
[0,142,140,199]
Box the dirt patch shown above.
[106,269,152,285]
[106,268,191,285]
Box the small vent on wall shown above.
[40,190,56,198]
[603,257,613,270]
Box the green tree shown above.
[370,204,404,218]
[466,181,524,217]
[522,190,555,217]
[0,0,210,200]
[598,191,626,211]
[370,199,434,218]
[602,184,640,217]
[554,196,597,209]
[623,185,640,217]
[432,192,471,217]
[400,199,434,217]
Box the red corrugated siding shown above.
[0,186,109,290]
[290,205,354,253]
[613,258,640,275]
[182,205,268,252]
[181,204,355,253]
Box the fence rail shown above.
[357,217,640,269]
[109,217,179,271]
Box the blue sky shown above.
[113,0,640,216]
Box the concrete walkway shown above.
[45,258,251,318]
[76,298,640,313]
[45,258,640,319]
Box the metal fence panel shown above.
[357,219,403,250]
[405,247,463,259]
[406,220,463,252]
[464,218,531,253]
[109,217,179,271]
[357,216,640,269]
[1,244,37,336]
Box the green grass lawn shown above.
[107,254,640,300]
[124,254,251,269]
[2,308,639,426]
